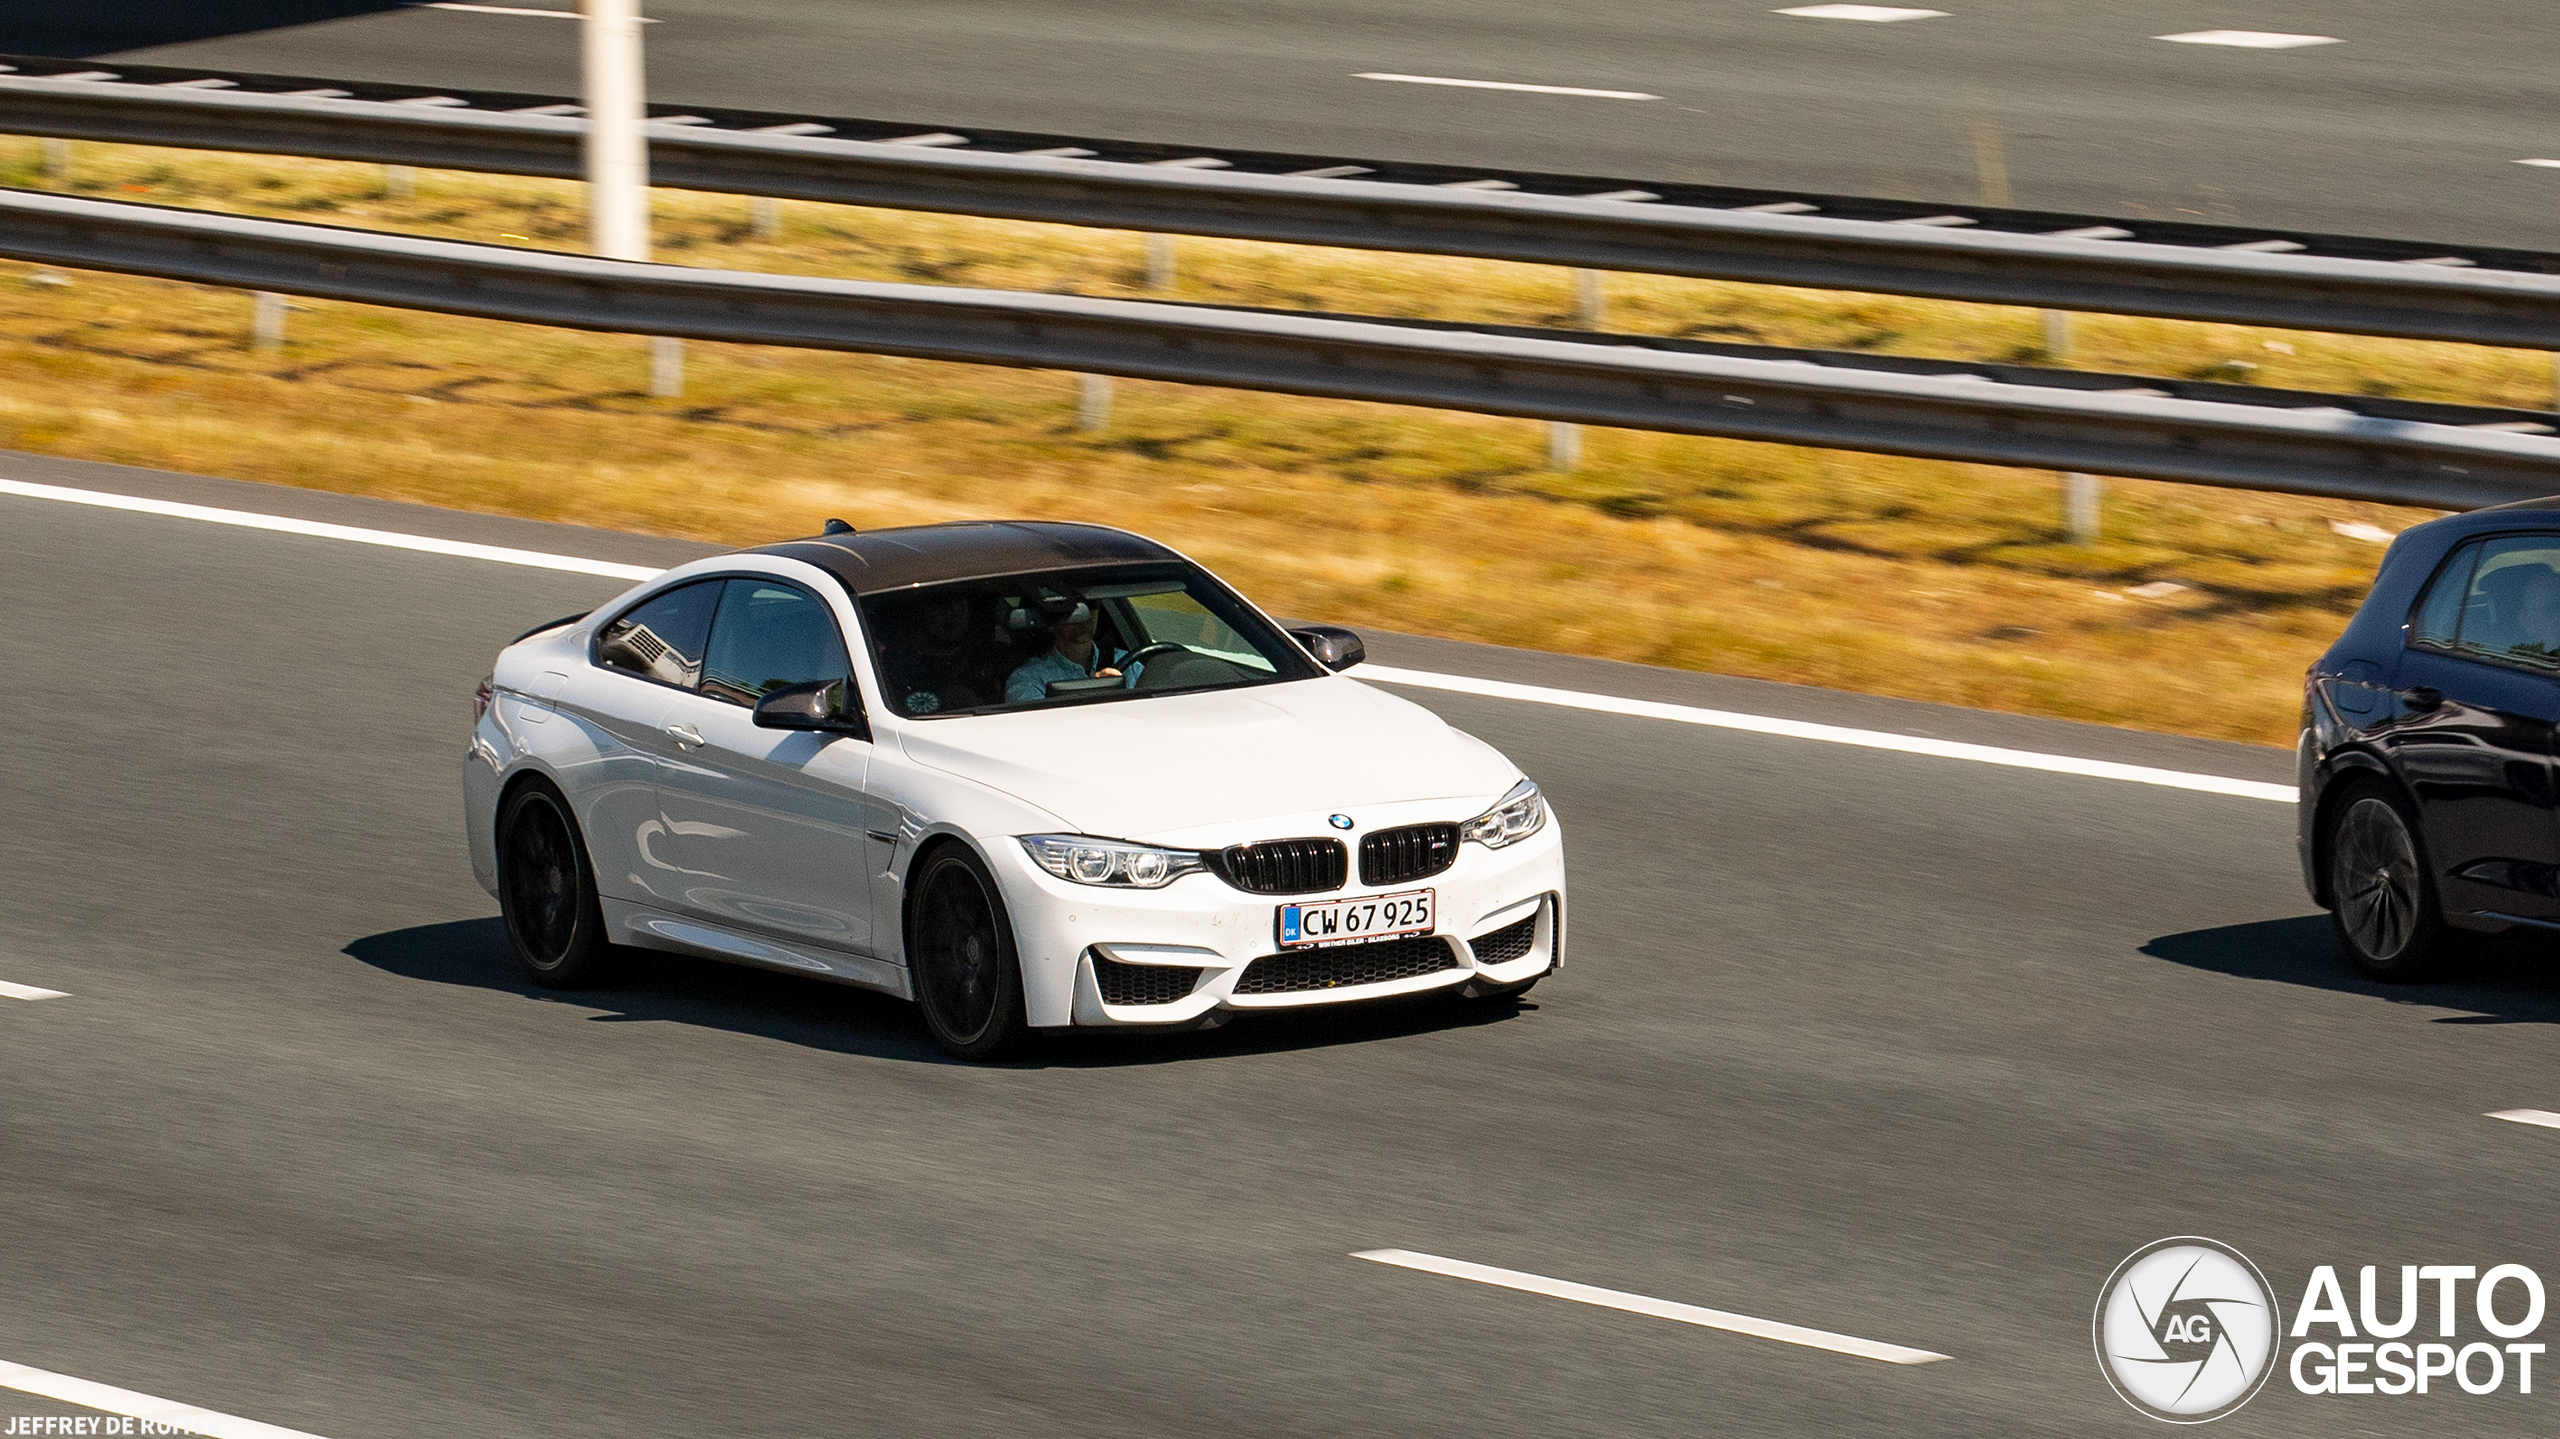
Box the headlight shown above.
[1019,834,1205,889]
[1460,779,1547,849]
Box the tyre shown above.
[496,782,619,989]
[907,845,1029,1060]
[2324,781,2460,982]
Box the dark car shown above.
[2302,500,2560,979]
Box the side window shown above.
[2450,536,2560,671]
[2411,542,2478,650]
[595,579,721,688]
[699,579,854,705]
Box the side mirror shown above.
[1288,624,1366,672]
[752,678,870,739]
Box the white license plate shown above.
[1277,888,1435,949]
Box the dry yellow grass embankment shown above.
[2,138,2519,745]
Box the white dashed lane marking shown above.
[1354,73,1661,100]
[2155,30,2341,48]
[1775,5,1948,21]
[0,1359,333,1439]
[2519,159,2560,169]
[0,979,68,1001]
[2488,1109,2560,1131]
[1354,1250,1951,1364]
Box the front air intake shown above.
[1234,934,1459,994]
[1468,913,1540,966]
[1092,954,1202,1006]
[1213,837,1348,895]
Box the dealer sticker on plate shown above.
[1278,888,1435,949]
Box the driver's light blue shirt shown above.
[1006,646,1140,705]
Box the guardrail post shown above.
[1575,268,1604,329]
[1077,373,1112,431]
[251,291,285,351]
[2042,308,2100,541]
[1545,420,1582,471]
[38,137,69,182]
[584,0,677,396]
[649,334,683,397]
[1145,234,1175,293]
[753,194,780,240]
[2058,471,2099,542]
[384,164,415,200]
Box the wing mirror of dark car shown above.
[752,678,870,739]
[1288,624,1366,672]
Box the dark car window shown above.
[2415,535,2560,672]
[700,578,854,706]
[595,579,721,688]
[2411,542,2478,649]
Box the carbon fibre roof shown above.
[751,521,1181,596]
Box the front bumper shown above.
[984,813,1567,1028]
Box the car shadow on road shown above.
[2142,914,2560,1026]
[343,917,1532,1067]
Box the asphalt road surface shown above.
[6,449,2560,1436]
[12,1,2558,251]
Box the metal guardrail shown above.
[6,59,2560,351]
[4,189,2555,511]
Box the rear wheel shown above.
[2324,782,2460,982]
[496,783,619,988]
[908,846,1028,1060]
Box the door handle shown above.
[2401,686,2444,712]
[664,722,705,748]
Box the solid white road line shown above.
[0,478,661,582]
[0,1359,334,1439]
[1775,5,1949,21]
[2154,30,2341,48]
[1354,1250,1949,1364]
[1354,74,1661,100]
[1357,665,2297,803]
[2488,1109,2560,1131]
[0,980,69,1001]
[0,475,2297,802]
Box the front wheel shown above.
[2325,784,2460,982]
[907,846,1029,1060]
[496,783,619,988]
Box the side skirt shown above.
[601,898,914,1000]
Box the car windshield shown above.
[858,562,1321,719]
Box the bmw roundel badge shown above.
[1328,813,1355,830]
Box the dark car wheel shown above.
[2325,783,2460,982]
[497,783,619,988]
[908,845,1028,1061]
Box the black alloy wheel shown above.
[497,784,618,988]
[2325,783,2459,982]
[908,846,1028,1060]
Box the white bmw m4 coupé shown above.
[464,520,1564,1058]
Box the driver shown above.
[1006,602,1141,704]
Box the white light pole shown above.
[582,0,680,394]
